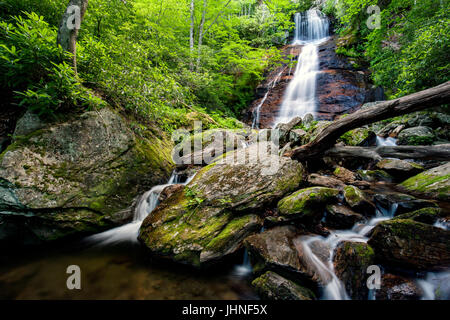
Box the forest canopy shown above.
[0,0,448,132]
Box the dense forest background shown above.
[0,0,448,134]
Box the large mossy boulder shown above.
[333,241,375,300]
[0,108,174,246]
[277,187,339,222]
[400,162,450,201]
[368,219,450,271]
[393,207,444,225]
[252,271,315,300]
[397,126,435,145]
[138,143,304,267]
[338,127,376,146]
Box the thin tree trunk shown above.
[196,0,207,71]
[286,81,450,161]
[324,145,450,161]
[57,0,89,75]
[189,0,195,71]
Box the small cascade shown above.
[232,249,253,277]
[376,136,397,147]
[294,198,399,300]
[293,10,330,45]
[84,171,194,246]
[274,9,329,126]
[417,271,450,300]
[252,68,285,129]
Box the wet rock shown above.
[357,169,394,183]
[307,174,346,189]
[374,274,422,300]
[274,117,303,146]
[301,121,332,145]
[278,187,340,222]
[339,128,377,147]
[252,271,316,300]
[400,162,450,201]
[0,108,174,246]
[325,204,365,229]
[397,126,435,146]
[175,129,247,167]
[393,207,444,225]
[368,219,450,271]
[373,192,438,216]
[303,113,314,127]
[343,185,376,216]
[139,143,304,267]
[12,110,45,141]
[158,184,184,203]
[333,241,375,300]
[289,129,307,146]
[244,226,305,276]
[375,159,424,179]
[333,166,357,183]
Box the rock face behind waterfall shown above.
[138,143,304,267]
[243,35,373,127]
[0,108,174,246]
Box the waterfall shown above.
[84,171,195,246]
[274,9,329,127]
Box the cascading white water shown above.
[376,136,398,147]
[84,172,195,246]
[296,202,398,300]
[274,9,329,126]
[252,68,285,129]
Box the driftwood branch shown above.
[286,81,450,161]
[325,144,450,161]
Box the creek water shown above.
[0,172,256,300]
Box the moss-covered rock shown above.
[333,166,357,183]
[0,108,174,246]
[277,187,339,222]
[368,219,450,271]
[393,207,443,225]
[343,185,376,216]
[375,159,424,179]
[357,169,394,183]
[333,241,375,300]
[252,271,315,300]
[373,192,438,216]
[338,128,376,146]
[400,162,450,201]
[138,143,304,267]
[397,126,435,145]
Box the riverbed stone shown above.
[343,185,376,216]
[325,204,365,229]
[375,159,424,179]
[139,143,304,267]
[400,162,450,201]
[277,187,340,222]
[368,219,450,271]
[357,169,394,183]
[307,174,346,189]
[333,241,375,300]
[374,274,423,300]
[252,271,316,300]
[397,126,435,145]
[0,108,174,246]
[393,207,444,225]
[373,192,438,216]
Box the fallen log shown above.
[324,144,450,161]
[287,81,450,160]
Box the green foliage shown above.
[0,12,103,116]
[324,0,450,98]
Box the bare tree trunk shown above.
[324,145,450,162]
[286,81,450,161]
[189,0,195,71]
[196,0,207,71]
[57,0,89,75]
